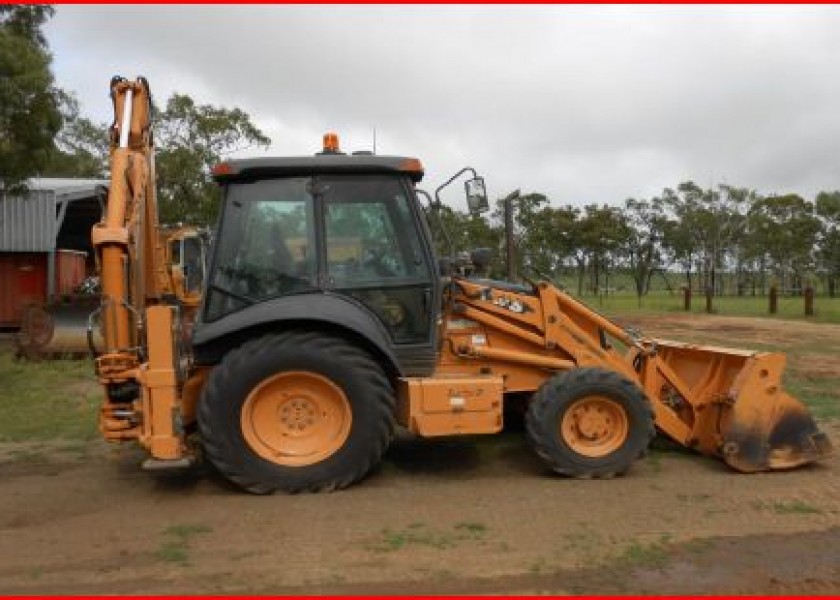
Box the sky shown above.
[45,5,840,210]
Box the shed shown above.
[0,178,107,327]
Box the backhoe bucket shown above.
[17,300,103,360]
[653,342,833,472]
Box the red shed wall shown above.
[0,250,87,327]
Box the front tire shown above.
[198,331,394,494]
[525,368,654,478]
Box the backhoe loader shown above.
[91,76,832,494]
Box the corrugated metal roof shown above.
[0,178,109,252]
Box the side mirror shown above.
[465,177,489,215]
[470,247,492,275]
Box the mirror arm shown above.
[433,166,478,208]
[417,189,454,259]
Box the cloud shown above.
[45,5,840,209]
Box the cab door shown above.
[319,175,438,369]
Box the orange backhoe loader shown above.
[91,76,832,494]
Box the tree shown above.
[622,197,668,304]
[814,191,840,296]
[154,93,271,225]
[42,91,109,177]
[0,4,54,48]
[746,194,819,293]
[662,182,749,296]
[0,5,63,190]
[493,192,549,277]
[525,204,579,280]
[432,205,503,274]
[577,204,627,296]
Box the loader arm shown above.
[439,277,832,472]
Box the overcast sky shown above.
[45,6,840,209]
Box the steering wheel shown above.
[362,246,397,277]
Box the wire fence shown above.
[529,268,840,322]
[569,290,840,323]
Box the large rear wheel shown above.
[525,368,654,478]
[198,331,394,493]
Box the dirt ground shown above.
[1,314,839,595]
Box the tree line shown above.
[436,184,840,299]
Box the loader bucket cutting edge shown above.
[652,342,833,473]
[722,390,833,473]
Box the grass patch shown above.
[751,499,823,515]
[645,450,663,473]
[5,447,49,464]
[529,556,549,574]
[771,500,823,515]
[784,376,840,420]
[155,524,212,566]
[156,542,189,565]
[369,522,488,553]
[454,521,487,536]
[612,537,671,569]
[0,351,99,442]
[676,493,712,503]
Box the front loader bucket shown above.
[652,342,833,473]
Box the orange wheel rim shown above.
[240,371,352,467]
[560,396,628,458]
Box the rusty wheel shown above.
[199,331,394,494]
[240,371,352,467]
[526,368,654,478]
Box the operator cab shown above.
[196,134,445,374]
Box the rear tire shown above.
[198,331,394,494]
[525,368,654,478]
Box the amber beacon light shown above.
[323,132,340,153]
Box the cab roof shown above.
[212,154,425,183]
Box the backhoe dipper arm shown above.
[92,77,162,360]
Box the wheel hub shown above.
[560,395,629,458]
[241,371,352,467]
[278,396,321,433]
[575,407,612,440]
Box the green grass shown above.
[454,521,487,536]
[529,556,549,574]
[770,500,823,515]
[155,524,212,566]
[0,351,99,442]
[611,537,672,569]
[676,493,712,503]
[369,522,488,553]
[784,376,840,420]
[751,499,823,515]
[575,292,840,324]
